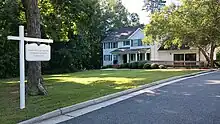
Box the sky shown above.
[122,0,179,24]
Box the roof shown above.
[158,45,190,50]
[102,26,143,43]
[111,47,150,54]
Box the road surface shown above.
[60,71,220,124]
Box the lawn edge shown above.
[19,69,215,124]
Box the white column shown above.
[112,55,114,64]
[145,53,147,61]
[19,26,25,109]
[135,53,138,61]
[127,54,129,63]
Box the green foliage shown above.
[130,13,140,26]
[143,63,151,69]
[0,0,138,78]
[130,62,139,69]
[119,63,129,68]
[101,65,113,69]
[143,0,167,13]
[144,0,220,67]
[217,51,220,61]
[151,63,159,69]
[137,61,145,69]
[0,0,20,78]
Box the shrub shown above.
[113,64,120,68]
[143,63,151,69]
[119,63,129,68]
[138,62,145,69]
[101,65,112,69]
[124,63,129,68]
[130,62,139,69]
[128,63,132,68]
[107,65,113,68]
[151,63,159,69]
[120,63,126,68]
[159,65,167,69]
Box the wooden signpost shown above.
[7,25,53,109]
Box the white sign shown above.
[7,25,53,109]
[26,43,51,61]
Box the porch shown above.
[150,52,208,67]
[111,48,151,65]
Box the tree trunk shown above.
[210,42,215,68]
[198,46,211,63]
[22,0,47,95]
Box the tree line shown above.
[0,0,140,78]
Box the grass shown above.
[0,69,200,124]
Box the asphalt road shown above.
[60,71,220,124]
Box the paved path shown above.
[60,71,220,124]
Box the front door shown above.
[123,54,127,63]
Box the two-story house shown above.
[102,26,216,66]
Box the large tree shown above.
[144,0,220,67]
[0,0,136,79]
[22,0,47,95]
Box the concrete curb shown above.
[19,70,215,124]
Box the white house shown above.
[102,26,216,66]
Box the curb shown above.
[19,70,215,124]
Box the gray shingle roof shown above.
[111,47,150,54]
[102,26,142,43]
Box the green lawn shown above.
[0,69,200,124]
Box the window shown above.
[104,42,111,49]
[185,53,196,66]
[104,42,118,49]
[112,42,118,48]
[131,39,142,47]
[130,54,136,61]
[104,55,112,61]
[174,54,184,61]
[132,40,138,46]
[138,39,142,46]
[123,40,130,46]
[185,54,196,61]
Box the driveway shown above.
[60,71,220,124]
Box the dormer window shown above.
[123,40,130,46]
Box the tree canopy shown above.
[144,0,220,67]
[0,0,140,78]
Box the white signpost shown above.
[7,25,53,109]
